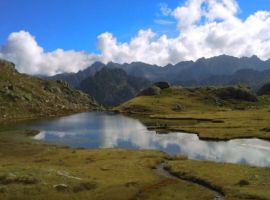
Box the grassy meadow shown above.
[116,86,270,140]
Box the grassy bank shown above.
[116,86,270,140]
[167,158,270,200]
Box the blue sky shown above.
[1,0,270,75]
[1,0,269,53]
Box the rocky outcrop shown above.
[257,83,270,96]
[0,59,99,121]
[154,82,170,89]
[214,86,258,102]
[137,86,161,96]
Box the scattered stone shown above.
[238,179,250,186]
[0,173,17,184]
[261,128,270,132]
[123,105,150,113]
[100,167,110,171]
[17,176,38,184]
[54,184,69,192]
[0,173,37,185]
[56,171,81,180]
[125,181,138,187]
[0,186,7,193]
[73,182,97,192]
[171,104,184,112]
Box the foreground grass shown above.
[167,158,270,200]
[116,87,270,140]
[0,129,216,200]
[1,129,270,199]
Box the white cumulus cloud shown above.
[1,0,270,75]
[0,31,99,75]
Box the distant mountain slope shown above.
[79,67,150,106]
[0,59,99,121]
[47,55,270,90]
[200,69,270,90]
[47,62,106,87]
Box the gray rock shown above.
[215,86,258,102]
[54,184,69,192]
[172,104,184,111]
[137,86,161,96]
[154,82,170,89]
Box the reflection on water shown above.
[21,112,270,167]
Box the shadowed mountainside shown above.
[79,67,150,106]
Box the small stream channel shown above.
[155,162,224,200]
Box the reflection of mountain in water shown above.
[27,112,270,167]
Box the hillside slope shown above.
[0,59,99,121]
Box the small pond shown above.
[19,112,270,167]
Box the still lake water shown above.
[20,112,270,167]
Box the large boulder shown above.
[137,86,161,96]
[215,86,258,102]
[257,83,270,96]
[154,82,170,89]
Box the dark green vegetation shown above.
[116,85,270,140]
[0,59,99,122]
[79,67,150,106]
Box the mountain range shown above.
[46,55,270,105]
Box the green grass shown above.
[1,129,270,199]
[0,129,217,200]
[167,158,270,200]
[116,86,270,140]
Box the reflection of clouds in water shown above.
[100,115,156,148]
[34,131,66,140]
[31,112,270,167]
[100,115,270,167]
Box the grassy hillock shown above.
[116,85,270,140]
[0,59,99,122]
